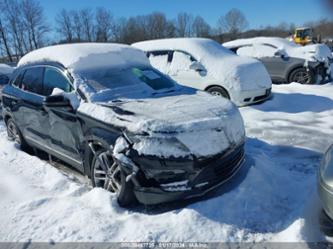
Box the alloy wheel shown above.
[93,151,122,193]
[7,120,21,145]
[293,71,311,84]
[210,91,223,97]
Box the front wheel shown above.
[6,118,29,150]
[207,86,230,99]
[91,150,137,207]
[288,67,315,84]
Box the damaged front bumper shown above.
[115,140,245,205]
[311,60,332,84]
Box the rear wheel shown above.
[288,67,315,84]
[6,118,29,150]
[207,86,230,99]
[91,149,137,207]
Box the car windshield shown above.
[78,66,175,93]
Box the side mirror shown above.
[190,61,206,73]
[274,50,288,59]
[43,94,72,108]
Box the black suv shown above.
[1,44,245,206]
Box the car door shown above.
[168,50,213,90]
[12,66,50,144]
[42,66,84,170]
[254,44,291,80]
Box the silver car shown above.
[318,145,333,233]
[224,37,333,84]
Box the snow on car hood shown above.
[133,38,272,92]
[289,43,333,62]
[78,90,245,158]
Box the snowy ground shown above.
[1,82,333,243]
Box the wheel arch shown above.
[82,130,121,178]
[205,85,230,99]
[286,65,315,83]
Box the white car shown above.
[223,37,333,84]
[132,38,272,106]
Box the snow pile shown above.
[1,82,333,242]
[79,90,245,158]
[133,38,272,92]
[18,43,150,72]
[224,37,333,63]
[0,63,14,75]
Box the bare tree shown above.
[71,10,83,42]
[21,0,49,50]
[95,8,114,42]
[80,9,95,42]
[147,12,175,39]
[192,16,211,37]
[175,12,193,37]
[112,17,127,43]
[217,8,248,36]
[2,0,28,57]
[56,9,74,43]
[0,17,13,62]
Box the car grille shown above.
[190,144,245,188]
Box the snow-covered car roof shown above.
[133,38,236,61]
[0,64,14,75]
[18,43,150,71]
[223,37,333,62]
[223,37,299,50]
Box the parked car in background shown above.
[0,64,14,108]
[223,37,333,84]
[2,43,246,207]
[318,144,333,233]
[132,38,272,106]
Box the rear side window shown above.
[147,50,173,74]
[43,68,72,96]
[21,67,44,95]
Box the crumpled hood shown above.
[78,90,245,157]
[202,54,272,92]
[288,44,333,62]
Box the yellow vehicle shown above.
[293,27,314,46]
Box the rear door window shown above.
[147,50,173,74]
[21,67,44,95]
[169,51,195,75]
[43,68,72,96]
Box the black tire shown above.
[6,118,30,151]
[91,149,137,207]
[288,67,315,84]
[206,86,230,99]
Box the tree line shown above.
[0,0,333,63]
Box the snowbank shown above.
[223,37,333,63]
[1,82,332,242]
[133,38,272,92]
